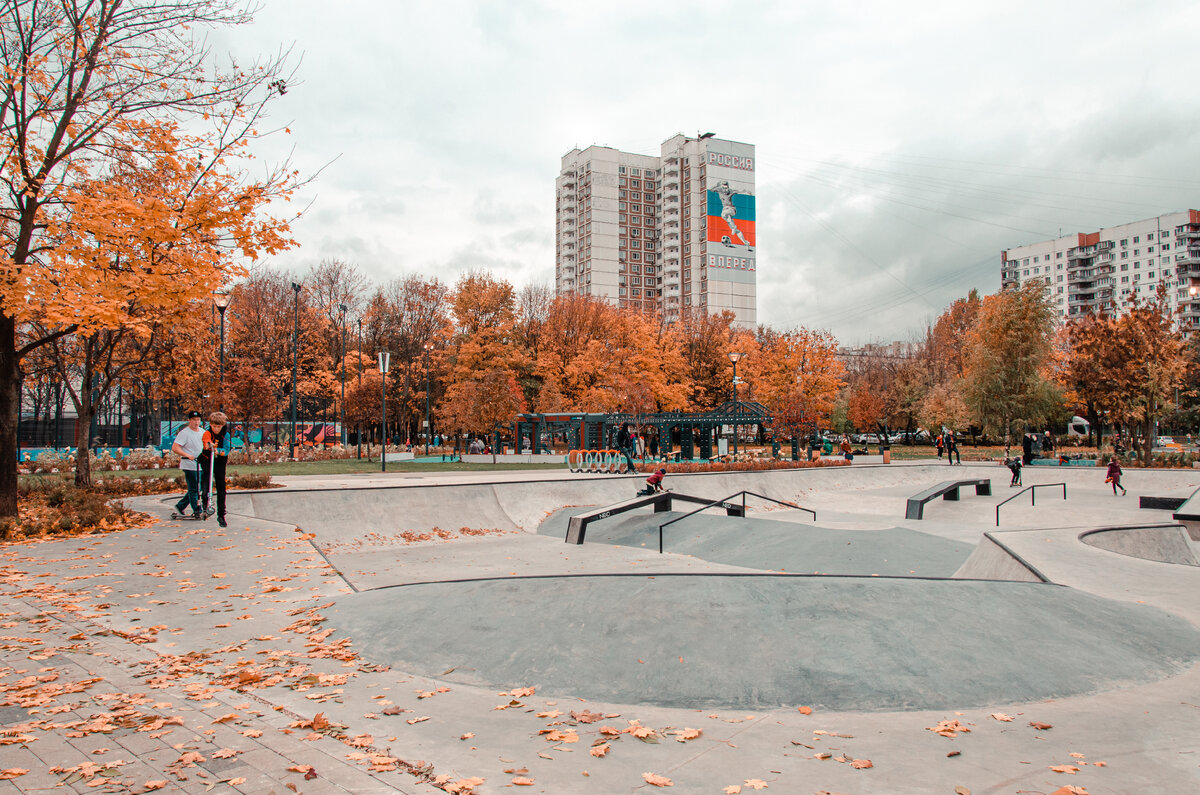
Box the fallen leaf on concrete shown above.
[723,786,741,795]
[460,733,475,740]
[927,720,971,738]
[1049,765,1080,774]
[0,770,28,780]
[512,776,534,785]
[850,759,873,769]
[954,787,970,795]
[1029,721,1053,730]
[989,713,1013,722]
[642,772,673,787]
[744,779,770,789]
[570,709,604,723]
[797,706,812,715]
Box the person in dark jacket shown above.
[1105,457,1126,496]
[616,422,636,473]
[945,432,961,465]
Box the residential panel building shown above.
[1001,209,1200,333]
[555,133,756,327]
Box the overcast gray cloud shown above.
[218,0,1200,344]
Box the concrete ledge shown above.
[460,453,565,464]
[382,451,415,462]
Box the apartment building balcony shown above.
[1176,225,1200,241]
[1068,247,1096,260]
[1068,294,1096,306]
[1067,271,1093,283]
[1094,252,1114,265]
[1176,248,1200,266]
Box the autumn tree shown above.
[749,327,844,440]
[1106,291,1186,463]
[1061,313,1116,447]
[0,0,298,511]
[961,283,1063,442]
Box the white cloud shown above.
[218,0,1200,343]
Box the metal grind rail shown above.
[657,490,816,553]
[996,482,1066,526]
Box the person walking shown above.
[935,433,944,459]
[200,411,233,528]
[616,422,637,473]
[1106,457,1127,496]
[946,432,961,465]
[171,411,206,518]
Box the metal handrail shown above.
[657,490,816,553]
[995,482,1066,526]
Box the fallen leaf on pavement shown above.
[643,772,673,787]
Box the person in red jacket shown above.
[1105,457,1126,496]
[638,468,667,496]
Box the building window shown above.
[1121,251,1128,259]
[1162,242,1170,250]
[619,166,626,174]
[1056,252,1063,259]
[1134,236,1140,243]
[1120,239,1128,246]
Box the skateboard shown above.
[169,511,206,521]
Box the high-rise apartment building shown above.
[555,133,757,327]
[1002,209,1200,331]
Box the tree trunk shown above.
[0,315,18,518]
[74,399,95,488]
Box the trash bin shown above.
[881,444,891,464]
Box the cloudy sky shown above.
[220,0,1200,344]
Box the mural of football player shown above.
[715,180,752,248]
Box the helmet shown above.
[658,468,666,474]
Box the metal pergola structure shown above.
[515,401,776,460]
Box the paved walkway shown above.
[0,462,1196,793]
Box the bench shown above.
[906,478,992,520]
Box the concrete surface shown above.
[1,461,1198,794]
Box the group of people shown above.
[171,410,232,526]
[934,432,962,465]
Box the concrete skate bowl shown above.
[326,574,1200,712]
[1079,524,1200,566]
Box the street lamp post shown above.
[423,342,433,455]
[339,304,347,446]
[356,318,363,459]
[289,282,301,460]
[728,351,744,457]
[213,293,231,409]
[378,351,390,472]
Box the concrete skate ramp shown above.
[225,464,987,539]
[539,508,972,577]
[327,575,1200,711]
[1080,525,1200,566]
[954,534,1047,582]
